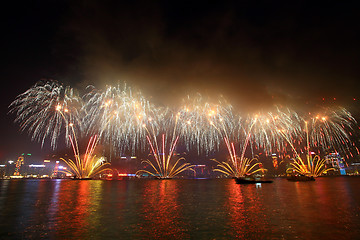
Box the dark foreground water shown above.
[1,177,360,240]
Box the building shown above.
[325,153,347,175]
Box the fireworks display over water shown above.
[8,80,359,176]
[3,4,360,240]
[1,1,360,179]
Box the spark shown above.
[82,84,153,154]
[60,135,112,179]
[136,134,195,179]
[210,117,267,178]
[9,80,83,149]
[278,125,335,178]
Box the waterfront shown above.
[1,177,360,239]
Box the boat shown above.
[234,177,273,184]
[72,177,92,180]
[286,175,315,182]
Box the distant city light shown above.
[10,175,24,179]
[29,164,45,168]
[118,173,136,177]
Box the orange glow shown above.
[140,180,186,239]
[226,180,264,238]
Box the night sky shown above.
[1,1,359,161]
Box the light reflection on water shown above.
[140,180,186,239]
[0,177,360,239]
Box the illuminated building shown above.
[0,165,5,178]
[13,155,24,176]
[325,153,347,175]
[53,161,59,177]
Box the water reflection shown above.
[53,180,104,239]
[48,179,61,232]
[226,180,267,239]
[281,177,360,239]
[1,177,360,239]
[0,180,27,238]
[140,180,187,239]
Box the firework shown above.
[210,116,266,178]
[275,106,357,162]
[211,154,265,178]
[9,80,83,149]
[176,94,239,154]
[278,126,335,178]
[135,105,195,178]
[60,135,111,179]
[9,80,358,172]
[286,155,334,177]
[249,106,357,159]
[82,84,156,154]
[136,134,195,178]
[306,107,356,154]
[248,106,302,156]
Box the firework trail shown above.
[278,124,335,178]
[82,84,157,154]
[175,94,266,177]
[60,135,112,179]
[211,118,266,178]
[9,80,83,149]
[135,102,195,178]
[9,80,358,169]
[248,106,302,156]
[176,94,240,154]
[135,133,195,178]
[306,107,357,155]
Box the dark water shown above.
[1,177,360,240]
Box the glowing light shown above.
[118,173,136,177]
[60,135,112,179]
[136,134,195,179]
[210,119,267,178]
[29,164,45,168]
[82,84,153,155]
[9,81,358,176]
[10,175,24,179]
[278,126,335,178]
[9,80,83,149]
